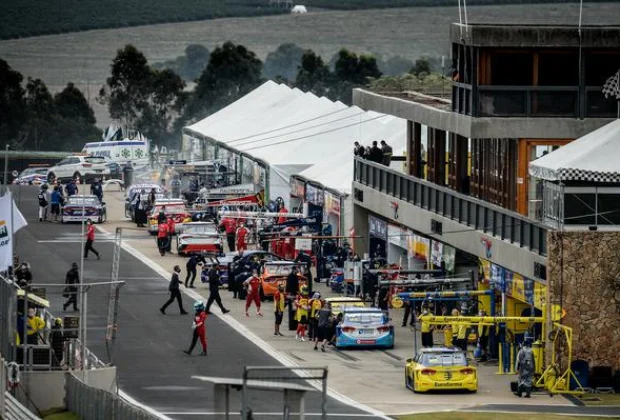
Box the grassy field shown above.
[396,413,620,420]
[1,3,618,126]
[0,0,611,40]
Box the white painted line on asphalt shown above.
[97,225,392,420]
[118,389,175,420]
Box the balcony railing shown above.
[354,158,548,256]
[453,83,616,118]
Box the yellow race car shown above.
[325,297,366,316]
[405,347,478,393]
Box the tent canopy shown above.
[185,80,406,196]
[529,119,620,183]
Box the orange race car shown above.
[260,261,307,300]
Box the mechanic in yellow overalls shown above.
[450,308,460,347]
[419,307,434,347]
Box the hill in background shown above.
[1,0,617,40]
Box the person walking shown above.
[515,333,535,398]
[274,284,285,336]
[134,193,148,227]
[183,301,208,356]
[243,269,263,317]
[38,184,49,222]
[185,254,204,288]
[380,140,393,166]
[62,262,80,311]
[156,219,169,257]
[205,264,230,314]
[314,300,332,352]
[160,265,188,315]
[83,219,101,260]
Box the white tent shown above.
[183,81,406,206]
[529,119,620,182]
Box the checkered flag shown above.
[602,69,620,100]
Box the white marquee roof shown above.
[529,119,620,182]
[185,81,407,195]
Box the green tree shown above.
[181,41,262,124]
[295,50,331,97]
[25,78,56,150]
[137,68,185,143]
[55,82,96,124]
[0,59,26,145]
[263,43,305,81]
[334,48,381,84]
[410,57,432,77]
[98,44,151,129]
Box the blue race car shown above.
[61,195,107,224]
[335,307,394,349]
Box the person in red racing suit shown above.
[183,301,208,356]
[219,217,237,252]
[236,223,250,253]
[243,269,263,317]
[157,221,169,256]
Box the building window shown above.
[563,193,596,225]
[538,52,579,86]
[490,53,533,86]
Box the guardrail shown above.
[354,158,548,256]
[65,373,160,420]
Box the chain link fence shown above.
[66,373,161,420]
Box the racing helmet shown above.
[194,301,205,312]
[300,285,309,296]
[54,318,63,326]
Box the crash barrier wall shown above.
[0,277,18,362]
[1,356,42,420]
[66,372,160,420]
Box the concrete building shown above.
[352,23,620,369]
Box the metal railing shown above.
[66,373,160,420]
[354,158,548,256]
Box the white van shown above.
[81,140,149,165]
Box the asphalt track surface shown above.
[13,186,381,420]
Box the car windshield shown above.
[344,312,384,324]
[184,224,217,235]
[264,264,293,276]
[420,352,468,367]
[85,157,105,164]
[67,197,98,206]
[19,168,37,176]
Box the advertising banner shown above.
[324,191,341,216]
[305,184,324,206]
[290,178,305,198]
[412,235,430,262]
[368,215,387,240]
[443,245,456,272]
[387,224,408,249]
[431,240,443,267]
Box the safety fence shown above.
[1,356,41,420]
[65,373,161,420]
